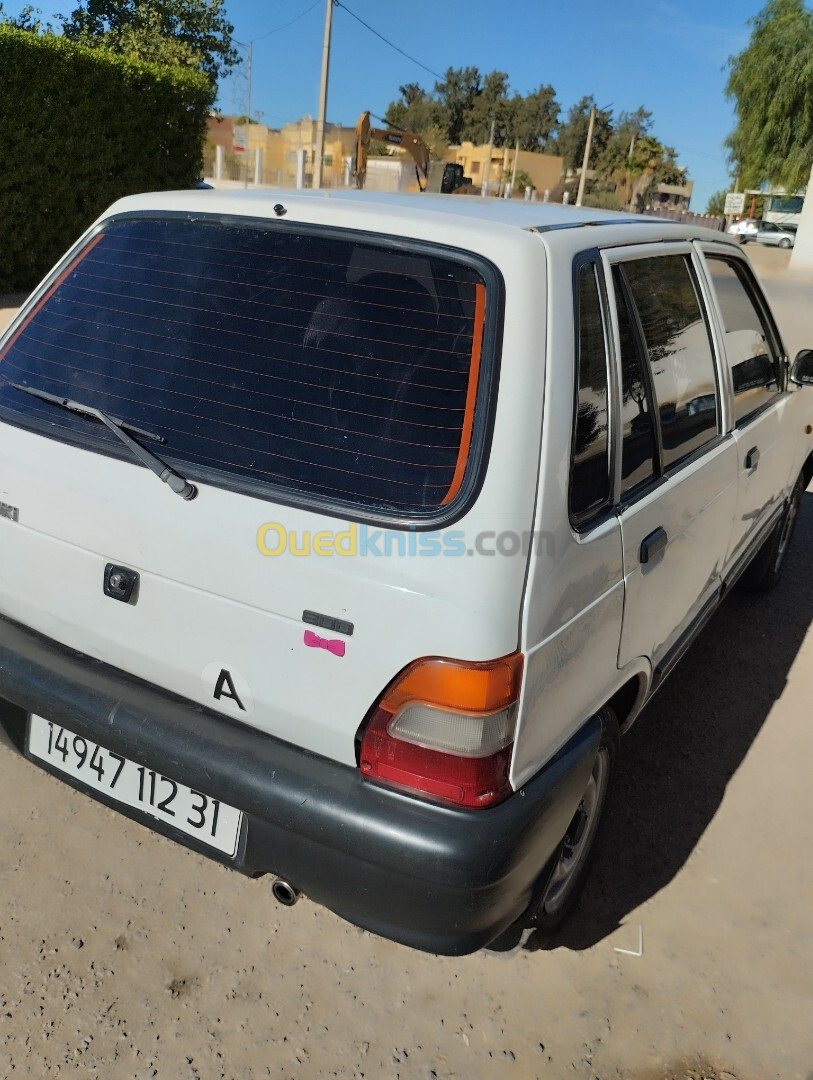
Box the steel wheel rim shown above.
[541,747,610,916]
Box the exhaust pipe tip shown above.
[272,878,301,907]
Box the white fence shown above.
[202,145,418,192]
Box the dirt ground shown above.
[1,243,812,1080]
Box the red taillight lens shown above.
[358,652,524,809]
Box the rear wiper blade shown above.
[12,383,197,501]
[14,383,164,442]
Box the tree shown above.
[59,0,239,84]
[433,66,482,145]
[725,0,813,191]
[0,3,53,31]
[463,69,511,144]
[385,82,438,133]
[595,107,653,175]
[382,84,448,160]
[382,73,685,208]
[558,99,687,211]
[509,84,559,152]
[555,96,612,172]
[705,190,729,216]
[384,68,559,156]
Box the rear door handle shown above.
[640,526,668,565]
[745,446,760,470]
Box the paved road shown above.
[0,242,811,1080]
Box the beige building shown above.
[445,142,564,196]
[204,115,357,188]
[203,115,283,183]
[280,115,356,187]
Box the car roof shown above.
[101,188,735,249]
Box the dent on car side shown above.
[0,191,810,954]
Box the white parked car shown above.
[1,192,812,954]
[751,221,797,248]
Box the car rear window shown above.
[0,216,492,518]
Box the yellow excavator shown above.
[354,112,474,194]
[354,111,430,190]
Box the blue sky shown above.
[7,0,768,211]
[215,0,762,212]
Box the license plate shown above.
[27,714,243,857]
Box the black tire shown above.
[530,706,619,935]
[739,473,804,592]
[779,237,792,249]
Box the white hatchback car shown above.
[1,192,811,954]
[751,221,797,248]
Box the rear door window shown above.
[0,216,495,520]
[569,262,611,525]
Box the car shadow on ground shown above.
[519,490,813,953]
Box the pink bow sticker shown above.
[303,630,346,657]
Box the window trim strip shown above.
[441,282,486,506]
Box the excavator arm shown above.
[354,111,430,191]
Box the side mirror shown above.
[790,349,813,386]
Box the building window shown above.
[768,195,803,214]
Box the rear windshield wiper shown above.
[12,383,197,501]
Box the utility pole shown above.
[312,0,333,190]
[509,138,520,197]
[576,105,596,207]
[244,41,253,189]
[482,118,495,197]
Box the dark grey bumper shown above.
[0,614,600,955]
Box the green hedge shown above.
[0,27,214,292]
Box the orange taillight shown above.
[378,652,524,716]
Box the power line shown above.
[253,0,323,44]
[333,0,444,82]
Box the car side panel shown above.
[512,238,625,789]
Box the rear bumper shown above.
[0,614,600,955]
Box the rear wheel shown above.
[740,473,804,592]
[779,237,792,249]
[531,706,619,934]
